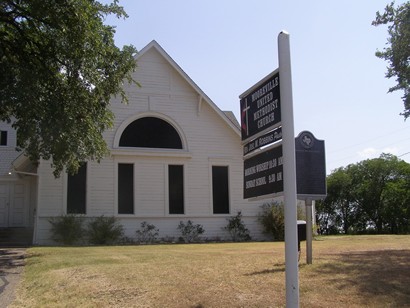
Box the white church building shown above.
[0,41,275,245]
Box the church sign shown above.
[243,144,283,199]
[240,70,281,143]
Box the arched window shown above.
[119,117,183,149]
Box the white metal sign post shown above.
[278,31,299,308]
[240,31,299,307]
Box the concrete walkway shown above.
[0,248,26,308]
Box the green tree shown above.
[349,154,402,233]
[380,158,410,233]
[320,154,410,234]
[372,1,410,119]
[0,0,137,176]
[319,167,357,234]
[315,198,337,235]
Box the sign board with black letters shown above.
[295,131,327,199]
[243,127,282,156]
[240,70,281,143]
[243,144,283,199]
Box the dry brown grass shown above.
[12,235,410,307]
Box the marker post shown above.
[278,31,299,308]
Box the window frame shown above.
[113,112,189,152]
[66,162,88,215]
[118,116,183,149]
[117,163,135,215]
[0,130,7,146]
[210,163,231,215]
[167,164,185,215]
[114,160,137,216]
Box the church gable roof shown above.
[136,40,240,136]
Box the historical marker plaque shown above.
[295,131,327,199]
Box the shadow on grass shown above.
[246,262,285,276]
[316,249,410,306]
[245,268,283,276]
[246,262,309,276]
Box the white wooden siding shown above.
[37,161,64,216]
[34,43,271,245]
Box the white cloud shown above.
[382,147,399,155]
[358,147,400,160]
[358,147,378,159]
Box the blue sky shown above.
[105,0,409,174]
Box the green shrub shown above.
[259,202,285,241]
[87,216,124,245]
[258,202,306,241]
[177,220,204,243]
[224,211,251,242]
[136,221,159,244]
[48,214,84,245]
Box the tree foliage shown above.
[316,154,410,234]
[317,168,355,234]
[0,0,137,176]
[372,1,410,119]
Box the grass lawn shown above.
[12,235,410,307]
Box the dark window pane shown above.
[169,165,184,214]
[118,163,134,214]
[119,117,182,149]
[0,131,7,146]
[67,163,87,214]
[212,166,229,214]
